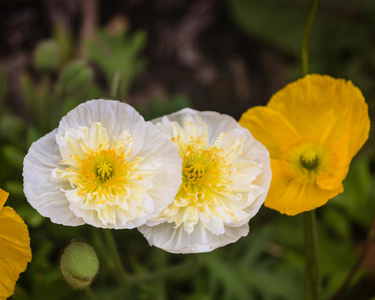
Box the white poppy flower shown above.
[23,100,182,229]
[138,108,272,253]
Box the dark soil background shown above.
[0,0,289,119]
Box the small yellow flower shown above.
[239,74,370,215]
[0,189,32,299]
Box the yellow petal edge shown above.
[0,189,32,299]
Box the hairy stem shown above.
[103,229,129,288]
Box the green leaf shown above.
[0,113,24,139]
[53,23,74,66]
[1,145,25,170]
[87,29,147,98]
[4,181,24,198]
[137,94,192,120]
[329,156,372,227]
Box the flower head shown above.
[239,74,370,215]
[23,100,182,228]
[139,108,272,253]
[0,189,32,299]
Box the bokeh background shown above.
[0,0,374,299]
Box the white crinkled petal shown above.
[138,222,249,254]
[58,100,183,224]
[153,108,240,140]
[23,130,85,226]
[241,135,272,220]
[139,108,272,253]
[23,99,182,229]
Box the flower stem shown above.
[331,212,375,300]
[130,260,198,285]
[301,0,319,76]
[85,286,98,300]
[304,210,320,300]
[110,70,123,98]
[103,229,129,288]
[301,1,320,298]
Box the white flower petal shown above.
[23,130,85,226]
[139,109,271,253]
[23,99,182,229]
[139,222,249,254]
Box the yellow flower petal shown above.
[0,189,8,211]
[240,74,370,215]
[0,206,32,299]
[239,106,300,160]
[267,74,369,158]
[265,159,343,215]
[315,135,350,190]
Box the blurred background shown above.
[0,0,375,299]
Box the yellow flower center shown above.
[288,140,330,181]
[96,161,113,180]
[179,144,230,205]
[300,149,319,170]
[75,148,130,198]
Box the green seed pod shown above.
[59,60,94,96]
[33,40,60,72]
[59,240,99,290]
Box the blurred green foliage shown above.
[227,0,375,96]
[87,28,147,99]
[0,3,373,299]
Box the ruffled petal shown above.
[24,99,182,229]
[153,108,241,140]
[267,74,370,157]
[265,159,343,215]
[138,222,249,254]
[316,135,350,190]
[140,109,271,253]
[0,207,32,299]
[0,189,8,211]
[59,100,182,221]
[23,130,85,226]
[239,106,300,160]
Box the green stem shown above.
[304,210,320,300]
[103,229,129,288]
[301,0,319,76]
[110,71,123,99]
[301,1,320,298]
[130,260,198,285]
[85,286,98,300]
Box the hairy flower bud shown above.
[59,240,99,290]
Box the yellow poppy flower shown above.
[0,189,32,299]
[239,74,370,215]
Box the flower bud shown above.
[33,40,60,72]
[59,240,99,290]
[59,60,94,96]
